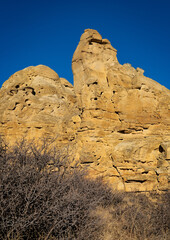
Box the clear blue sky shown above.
[0,0,170,89]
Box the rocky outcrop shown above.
[0,65,80,146]
[0,29,170,192]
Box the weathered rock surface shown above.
[0,29,170,192]
[0,65,79,145]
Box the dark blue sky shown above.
[0,0,170,89]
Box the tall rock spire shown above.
[72,29,118,107]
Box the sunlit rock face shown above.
[0,65,79,145]
[0,29,170,192]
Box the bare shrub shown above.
[0,138,113,240]
[0,137,169,240]
[103,191,170,240]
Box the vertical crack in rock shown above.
[110,155,125,190]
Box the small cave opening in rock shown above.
[94,97,98,100]
[135,86,141,90]
[23,87,36,96]
[125,179,147,183]
[15,85,19,89]
[89,39,102,44]
[35,126,42,129]
[118,130,129,134]
[159,145,165,153]
[32,89,36,95]
[87,81,98,87]
[106,77,110,87]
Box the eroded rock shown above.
[0,65,79,145]
[0,29,169,192]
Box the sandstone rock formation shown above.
[0,65,79,145]
[0,29,170,192]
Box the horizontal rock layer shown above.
[0,29,170,192]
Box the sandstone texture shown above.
[0,65,79,145]
[0,29,170,192]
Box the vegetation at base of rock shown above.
[0,138,169,240]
